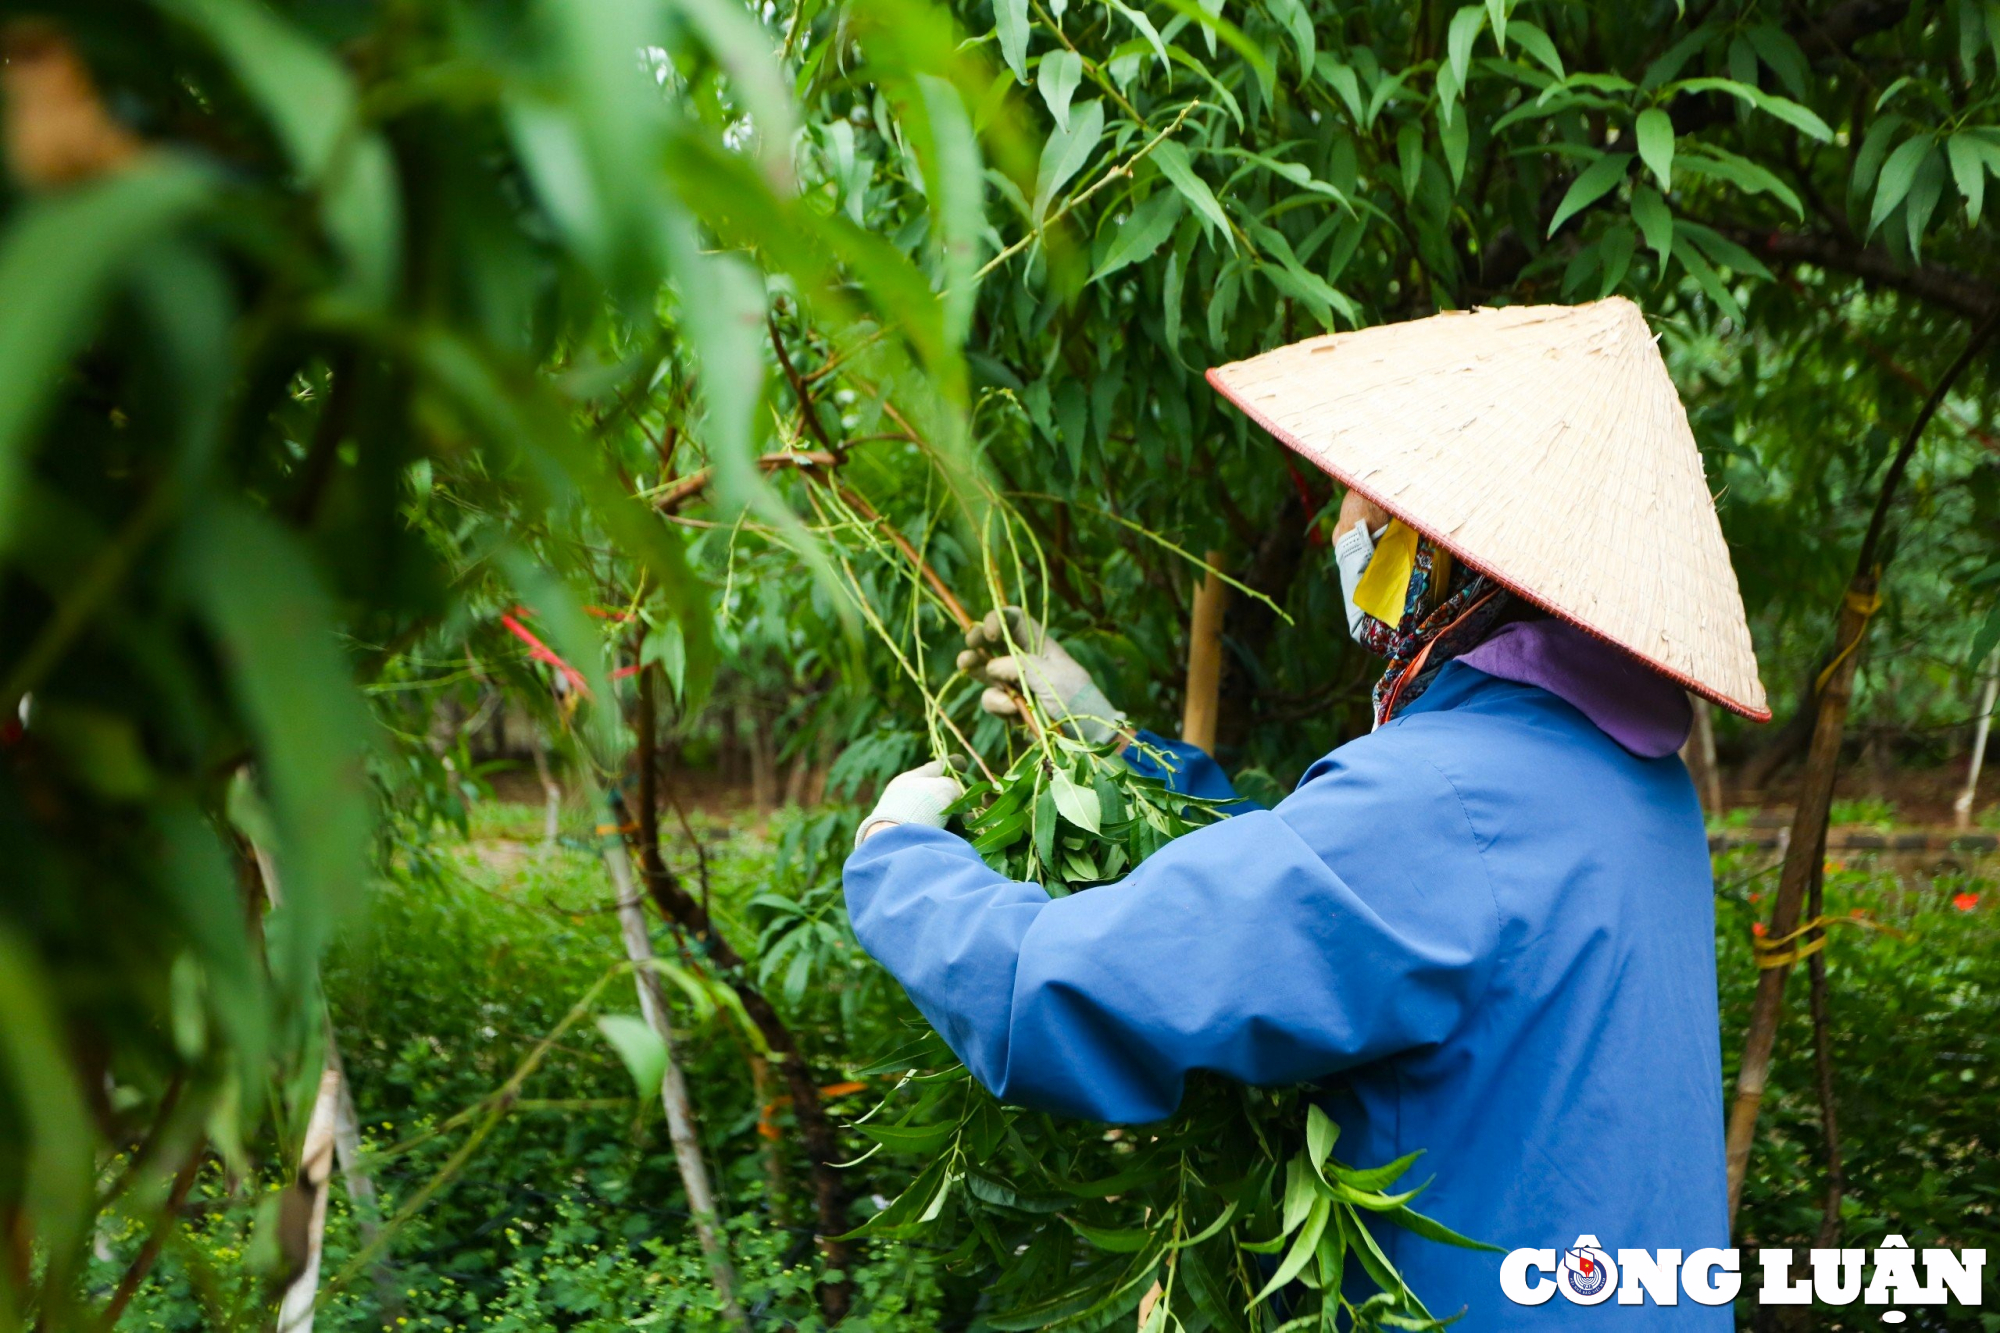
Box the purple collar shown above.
[1454,620,1692,758]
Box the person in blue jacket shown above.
[843,302,1762,1327]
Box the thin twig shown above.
[973,99,1200,284]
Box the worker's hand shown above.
[1333,488,1391,543]
[855,759,966,848]
[955,608,1125,745]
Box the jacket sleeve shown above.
[842,741,1499,1123]
[1122,730,1256,811]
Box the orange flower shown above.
[1748,892,1762,904]
[1824,859,1845,874]
[1952,892,1979,912]
[1751,922,1768,938]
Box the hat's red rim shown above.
[1206,365,1773,724]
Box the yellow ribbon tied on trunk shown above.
[1352,519,1420,626]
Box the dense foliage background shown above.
[1,0,1996,1326]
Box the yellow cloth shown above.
[1352,519,1419,625]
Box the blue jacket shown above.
[844,662,1730,1326]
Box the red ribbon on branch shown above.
[499,608,591,696]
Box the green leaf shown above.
[182,499,372,987]
[1038,50,1083,129]
[1505,20,1564,78]
[596,1014,667,1096]
[1382,1204,1505,1251]
[1332,1150,1424,1192]
[1745,23,1809,99]
[1034,780,1058,867]
[1546,152,1632,235]
[1107,0,1170,71]
[857,1119,960,1153]
[1033,98,1107,221]
[1971,601,2000,666]
[1869,135,1933,236]
[1266,0,1315,75]
[1596,223,1636,296]
[1674,237,1744,323]
[1306,1104,1340,1173]
[1397,122,1424,201]
[1677,221,1772,278]
[1948,134,1988,224]
[1677,145,1803,217]
[1252,1196,1330,1304]
[1635,108,1674,191]
[0,159,211,550]
[1151,0,1275,104]
[668,0,800,182]
[1065,1217,1155,1252]
[1050,770,1103,831]
[995,0,1030,81]
[0,927,96,1281]
[912,74,986,342]
[1315,57,1366,122]
[1665,76,1833,141]
[1441,109,1469,186]
[1446,6,1485,89]
[1152,140,1233,245]
[169,0,401,299]
[1904,144,1946,257]
[1850,114,1908,206]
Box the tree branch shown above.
[1715,222,2000,321]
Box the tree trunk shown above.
[747,702,777,812]
[1181,550,1229,755]
[1724,576,1873,1223]
[1726,305,1998,1226]
[632,827,854,1321]
[750,1054,789,1226]
[1954,651,1998,828]
[636,667,663,885]
[1217,493,1310,751]
[599,810,750,1332]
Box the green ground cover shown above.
[91,802,1998,1330]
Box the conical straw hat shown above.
[1207,296,1769,720]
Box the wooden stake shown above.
[1953,650,1998,829]
[1181,551,1229,755]
[276,1067,342,1333]
[1682,697,1723,813]
[598,799,750,1331]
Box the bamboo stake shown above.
[1681,697,1723,812]
[1724,307,1999,1224]
[1181,551,1229,755]
[531,731,561,846]
[1805,862,1846,1249]
[276,1066,342,1333]
[596,795,750,1332]
[1953,650,1998,829]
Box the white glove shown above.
[955,608,1125,745]
[855,759,965,848]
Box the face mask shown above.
[1335,522,1385,644]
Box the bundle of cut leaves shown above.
[847,734,1493,1331]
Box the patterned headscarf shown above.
[1357,537,1512,724]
